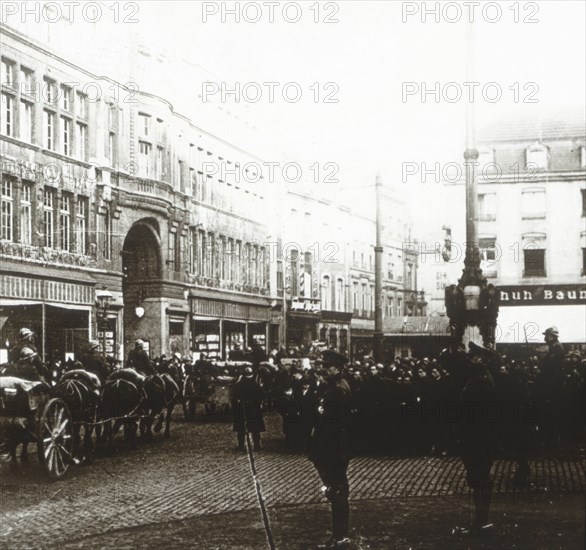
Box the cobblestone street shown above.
[1,412,585,549]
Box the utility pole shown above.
[373,173,384,363]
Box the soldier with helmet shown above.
[8,328,49,383]
[79,340,111,384]
[126,339,157,376]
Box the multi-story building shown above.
[0,22,278,363]
[419,109,586,350]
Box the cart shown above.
[0,376,74,479]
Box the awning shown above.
[47,303,92,312]
[0,299,43,307]
[496,305,586,344]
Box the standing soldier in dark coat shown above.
[454,342,498,536]
[307,359,352,550]
[126,339,157,376]
[79,340,110,384]
[232,366,265,451]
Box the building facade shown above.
[418,110,586,350]
[1,22,278,363]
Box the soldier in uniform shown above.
[9,328,49,381]
[454,342,498,536]
[79,340,110,384]
[232,366,265,451]
[307,355,352,550]
[126,339,157,376]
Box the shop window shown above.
[320,327,327,342]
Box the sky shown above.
[132,0,585,224]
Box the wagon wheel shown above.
[37,398,73,479]
[183,377,197,421]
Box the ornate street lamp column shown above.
[96,286,113,359]
[444,21,500,349]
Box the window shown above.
[525,143,548,170]
[43,77,56,104]
[321,275,331,310]
[43,189,55,248]
[369,284,374,312]
[196,230,205,276]
[108,132,116,162]
[522,189,546,219]
[335,278,344,311]
[581,147,586,169]
[76,123,87,160]
[156,118,164,141]
[523,248,545,277]
[101,208,111,260]
[190,168,197,197]
[234,240,241,282]
[582,189,586,217]
[61,117,71,156]
[478,193,496,221]
[43,109,54,150]
[138,113,150,136]
[259,247,265,286]
[1,59,14,87]
[76,197,87,254]
[156,146,164,180]
[61,85,72,111]
[227,238,234,281]
[1,93,13,136]
[397,297,403,315]
[387,253,394,279]
[108,104,117,129]
[60,194,71,251]
[1,179,13,241]
[480,237,497,277]
[75,92,88,118]
[583,247,586,276]
[387,295,394,317]
[19,100,33,142]
[361,283,367,312]
[138,141,152,177]
[178,160,184,190]
[19,67,34,97]
[20,184,32,245]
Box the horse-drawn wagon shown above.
[0,376,74,479]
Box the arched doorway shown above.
[122,219,162,358]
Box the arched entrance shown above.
[122,219,163,358]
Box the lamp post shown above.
[373,173,384,363]
[444,20,499,349]
[96,286,113,359]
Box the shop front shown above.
[190,294,272,360]
[286,297,321,350]
[495,284,586,354]
[318,311,352,354]
[0,273,95,363]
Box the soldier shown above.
[126,339,157,376]
[454,342,498,536]
[9,328,48,379]
[232,366,265,451]
[5,347,50,384]
[307,357,352,550]
[79,340,110,384]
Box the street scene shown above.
[1,1,586,549]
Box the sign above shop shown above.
[291,298,321,313]
[499,285,586,307]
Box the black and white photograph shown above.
[0,1,585,548]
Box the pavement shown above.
[1,410,585,550]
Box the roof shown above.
[478,108,586,143]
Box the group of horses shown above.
[3,365,181,468]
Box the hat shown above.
[174,352,181,360]
[542,326,559,337]
[136,339,144,347]
[19,347,37,360]
[244,366,253,377]
[89,340,100,350]
[19,328,33,339]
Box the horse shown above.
[97,369,145,453]
[50,369,100,464]
[140,373,180,440]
